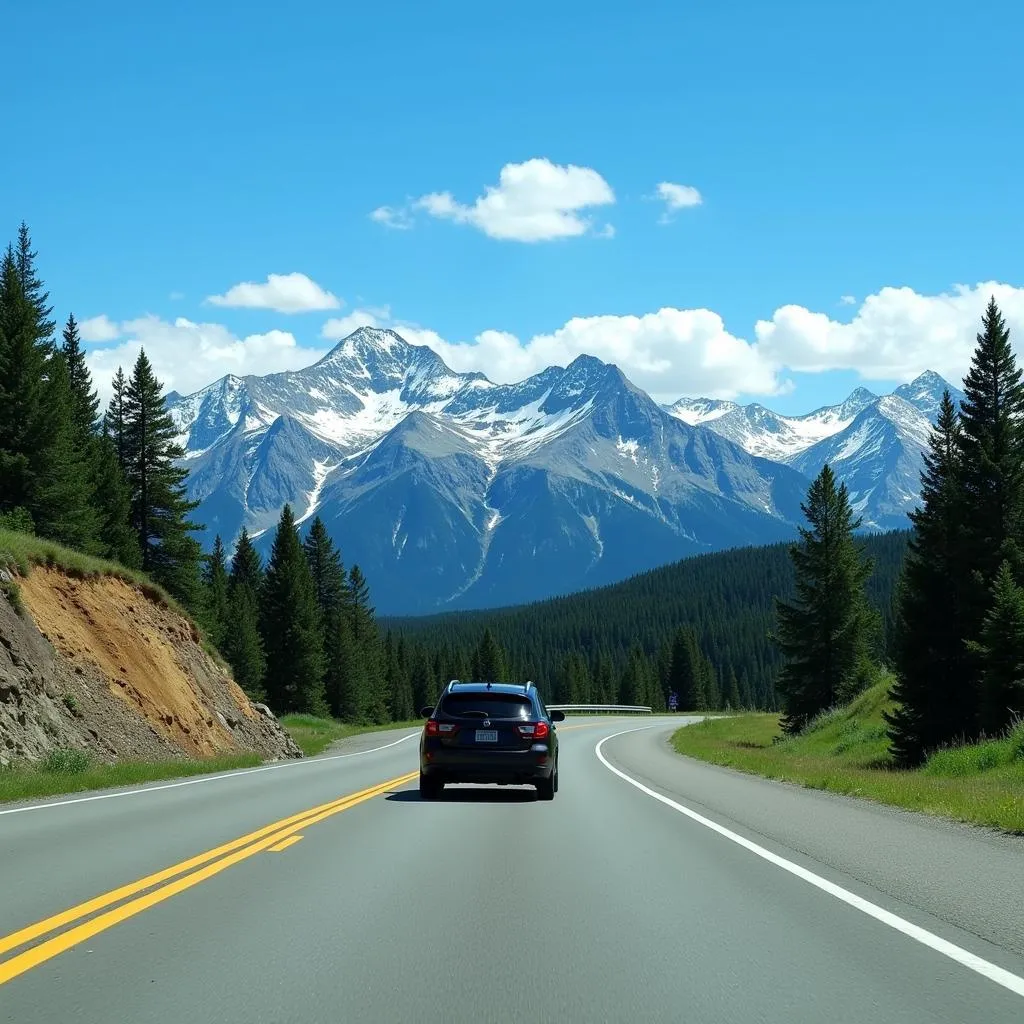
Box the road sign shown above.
[668,692,678,711]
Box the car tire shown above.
[536,773,555,801]
[419,772,443,800]
[553,763,559,793]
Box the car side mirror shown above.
[419,706,435,718]
[550,710,565,722]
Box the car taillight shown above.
[425,720,459,738]
[516,721,550,741]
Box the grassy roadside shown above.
[279,715,424,757]
[0,528,180,610]
[671,681,1024,834]
[0,751,261,804]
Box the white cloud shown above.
[754,282,1024,386]
[370,205,413,230]
[840,294,857,305]
[320,307,393,340]
[79,314,121,343]
[376,159,616,242]
[654,182,703,223]
[87,280,1024,410]
[353,308,779,402]
[206,272,341,313]
[85,316,327,403]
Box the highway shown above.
[2,716,1023,1023]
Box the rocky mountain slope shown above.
[0,560,300,767]
[167,327,963,614]
[169,329,808,614]
[667,370,965,530]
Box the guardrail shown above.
[546,704,653,714]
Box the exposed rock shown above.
[0,566,302,766]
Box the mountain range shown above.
[167,328,961,615]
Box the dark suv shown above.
[419,681,564,800]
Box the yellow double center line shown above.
[0,769,418,986]
[0,719,614,986]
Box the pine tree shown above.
[956,298,1024,715]
[261,504,326,715]
[0,245,93,544]
[223,531,265,699]
[618,647,647,705]
[0,248,53,517]
[15,224,55,345]
[703,658,721,711]
[104,368,129,469]
[230,528,263,590]
[123,350,203,604]
[201,535,231,649]
[886,392,972,764]
[772,464,875,733]
[668,627,706,711]
[347,564,385,722]
[61,314,100,441]
[92,430,141,566]
[594,652,615,704]
[303,517,351,721]
[472,627,507,682]
[966,562,1024,737]
[384,632,413,721]
[34,351,97,548]
[725,668,743,710]
[410,648,434,714]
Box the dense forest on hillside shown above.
[386,530,909,710]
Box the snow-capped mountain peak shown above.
[893,370,965,418]
[664,396,739,425]
[166,340,965,614]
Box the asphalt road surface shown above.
[2,716,1024,1023]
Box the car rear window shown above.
[439,693,533,719]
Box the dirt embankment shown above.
[0,566,301,766]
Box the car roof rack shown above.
[445,679,535,691]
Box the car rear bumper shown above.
[421,747,553,784]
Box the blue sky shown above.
[5,0,1023,412]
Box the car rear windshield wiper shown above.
[455,710,491,718]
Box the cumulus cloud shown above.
[754,282,1024,386]
[840,294,857,306]
[654,182,703,223]
[206,272,340,313]
[85,316,327,403]
[343,307,778,402]
[375,158,616,242]
[356,282,1024,402]
[88,280,1024,410]
[370,205,413,230]
[320,307,393,340]
[78,314,121,342]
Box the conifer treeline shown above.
[886,299,1024,763]
[0,224,204,601]
[766,299,1024,761]
[386,531,909,712]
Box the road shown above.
[2,716,1023,1023]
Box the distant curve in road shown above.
[2,716,1023,1023]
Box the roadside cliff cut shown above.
[0,564,301,767]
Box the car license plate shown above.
[475,729,498,743]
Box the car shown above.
[418,680,564,800]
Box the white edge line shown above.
[0,731,420,817]
[595,726,1024,1001]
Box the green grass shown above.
[0,751,262,804]
[279,714,424,757]
[0,527,182,612]
[672,678,1024,833]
